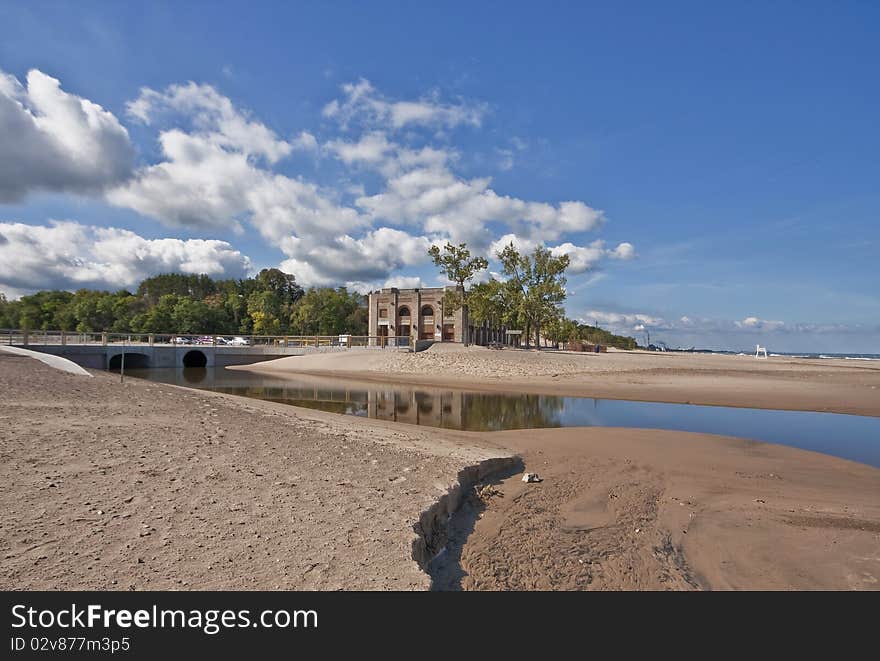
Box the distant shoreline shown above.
[666,349,880,361]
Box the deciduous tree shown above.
[497,243,569,349]
[427,242,488,346]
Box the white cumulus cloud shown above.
[126,81,293,163]
[487,236,635,275]
[0,68,134,202]
[735,316,785,331]
[0,220,251,295]
[358,167,605,249]
[278,227,431,288]
[3,71,636,294]
[322,78,487,131]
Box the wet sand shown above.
[434,428,880,590]
[4,349,880,590]
[231,344,880,417]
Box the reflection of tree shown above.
[460,393,564,431]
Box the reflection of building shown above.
[366,387,563,431]
[368,389,463,428]
[367,286,509,345]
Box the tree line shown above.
[1,244,638,348]
[429,241,638,350]
[0,269,368,336]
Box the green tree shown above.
[13,291,75,330]
[70,290,121,332]
[497,243,569,349]
[247,291,282,335]
[107,292,145,333]
[0,292,17,328]
[171,297,226,334]
[0,269,369,340]
[427,242,488,345]
[289,287,366,336]
[137,273,218,306]
[575,323,638,350]
[256,268,303,306]
[130,294,179,333]
[251,310,281,335]
[468,278,525,331]
[345,303,368,335]
[545,317,579,346]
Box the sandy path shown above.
[0,354,509,590]
[233,345,880,417]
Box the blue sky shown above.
[0,1,877,351]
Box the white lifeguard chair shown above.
[755,344,768,359]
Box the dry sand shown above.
[232,344,880,417]
[0,353,511,590]
[4,347,880,591]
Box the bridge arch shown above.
[108,352,150,370]
[182,350,208,367]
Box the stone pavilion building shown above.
[367,286,510,346]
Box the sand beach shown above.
[3,345,880,590]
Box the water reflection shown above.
[182,366,208,384]
[140,367,569,431]
[124,367,880,467]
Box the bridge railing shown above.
[2,329,108,346]
[2,330,415,350]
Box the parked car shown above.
[172,336,192,344]
[215,336,230,345]
[196,336,214,345]
[228,336,251,346]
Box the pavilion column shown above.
[415,290,421,343]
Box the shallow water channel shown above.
[125,367,880,467]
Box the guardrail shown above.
[1,329,414,350]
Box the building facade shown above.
[367,286,509,345]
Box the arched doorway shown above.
[397,306,411,340]
[420,305,435,340]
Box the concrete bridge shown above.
[2,330,415,370]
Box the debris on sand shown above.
[476,484,503,501]
[521,472,543,483]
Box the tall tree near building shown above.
[427,242,488,346]
[468,278,524,330]
[497,243,569,349]
[289,287,366,336]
